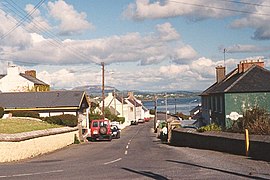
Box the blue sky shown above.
[0,0,270,92]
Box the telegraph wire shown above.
[5,0,91,62]
[168,0,270,16]
[214,0,270,8]
[1,0,97,67]
[0,0,46,40]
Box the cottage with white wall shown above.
[0,65,49,92]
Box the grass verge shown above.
[0,118,62,134]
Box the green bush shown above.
[43,116,61,125]
[60,114,78,127]
[198,123,222,132]
[116,117,125,124]
[229,106,270,135]
[90,113,102,120]
[0,107,4,118]
[11,111,40,118]
[43,114,78,127]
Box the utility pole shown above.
[101,62,105,119]
[165,93,168,122]
[223,48,226,67]
[154,95,157,132]
[113,88,116,115]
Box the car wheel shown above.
[99,126,107,135]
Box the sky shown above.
[1,0,270,92]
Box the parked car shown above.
[138,118,145,123]
[131,120,138,125]
[111,125,121,139]
[111,121,120,128]
[144,117,151,122]
[90,119,112,141]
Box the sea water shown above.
[142,97,201,115]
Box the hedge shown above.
[43,114,78,127]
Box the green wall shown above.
[224,92,270,128]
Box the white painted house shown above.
[0,65,49,92]
[101,92,149,125]
[103,92,129,123]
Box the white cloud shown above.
[225,44,270,53]
[123,0,236,20]
[48,0,94,36]
[156,22,180,41]
[0,9,32,50]
[230,1,270,40]
[10,22,196,66]
[24,4,51,33]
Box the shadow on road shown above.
[122,167,168,180]
[167,160,269,180]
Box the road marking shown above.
[0,170,64,178]
[125,150,128,155]
[126,145,129,149]
[104,158,122,165]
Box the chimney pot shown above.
[25,70,36,78]
[216,66,226,83]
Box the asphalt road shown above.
[0,122,270,180]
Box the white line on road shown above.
[104,158,122,165]
[126,145,129,149]
[0,170,64,178]
[125,150,128,155]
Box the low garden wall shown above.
[0,127,78,162]
[170,128,270,161]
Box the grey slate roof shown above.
[0,91,87,109]
[0,73,48,85]
[19,73,49,85]
[127,98,141,107]
[201,65,270,95]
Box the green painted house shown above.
[200,59,270,129]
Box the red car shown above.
[90,119,112,141]
[144,117,151,122]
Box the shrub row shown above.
[43,114,78,127]
[11,111,40,118]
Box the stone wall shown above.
[170,128,270,162]
[0,127,78,162]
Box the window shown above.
[93,122,98,127]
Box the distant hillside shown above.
[72,85,117,96]
[72,85,201,99]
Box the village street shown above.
[0,122,269,180]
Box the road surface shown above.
[0,122,270,179]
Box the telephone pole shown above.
[154,95,157,132]
[101,62,105,119]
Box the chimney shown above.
[25,70,36,78]
[128,92,134,99]
[216,66,226,83]
[7,65,20,76]
[238,59,264,73]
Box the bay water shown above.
[142,97,201,115]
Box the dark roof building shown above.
[0,91,89,117]
[200,59,270,128]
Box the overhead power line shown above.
[0,0,97,67]
[215,0,270,8]
[169,0,270,17]
[0,0,46,40]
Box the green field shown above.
[0,118,62,134]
